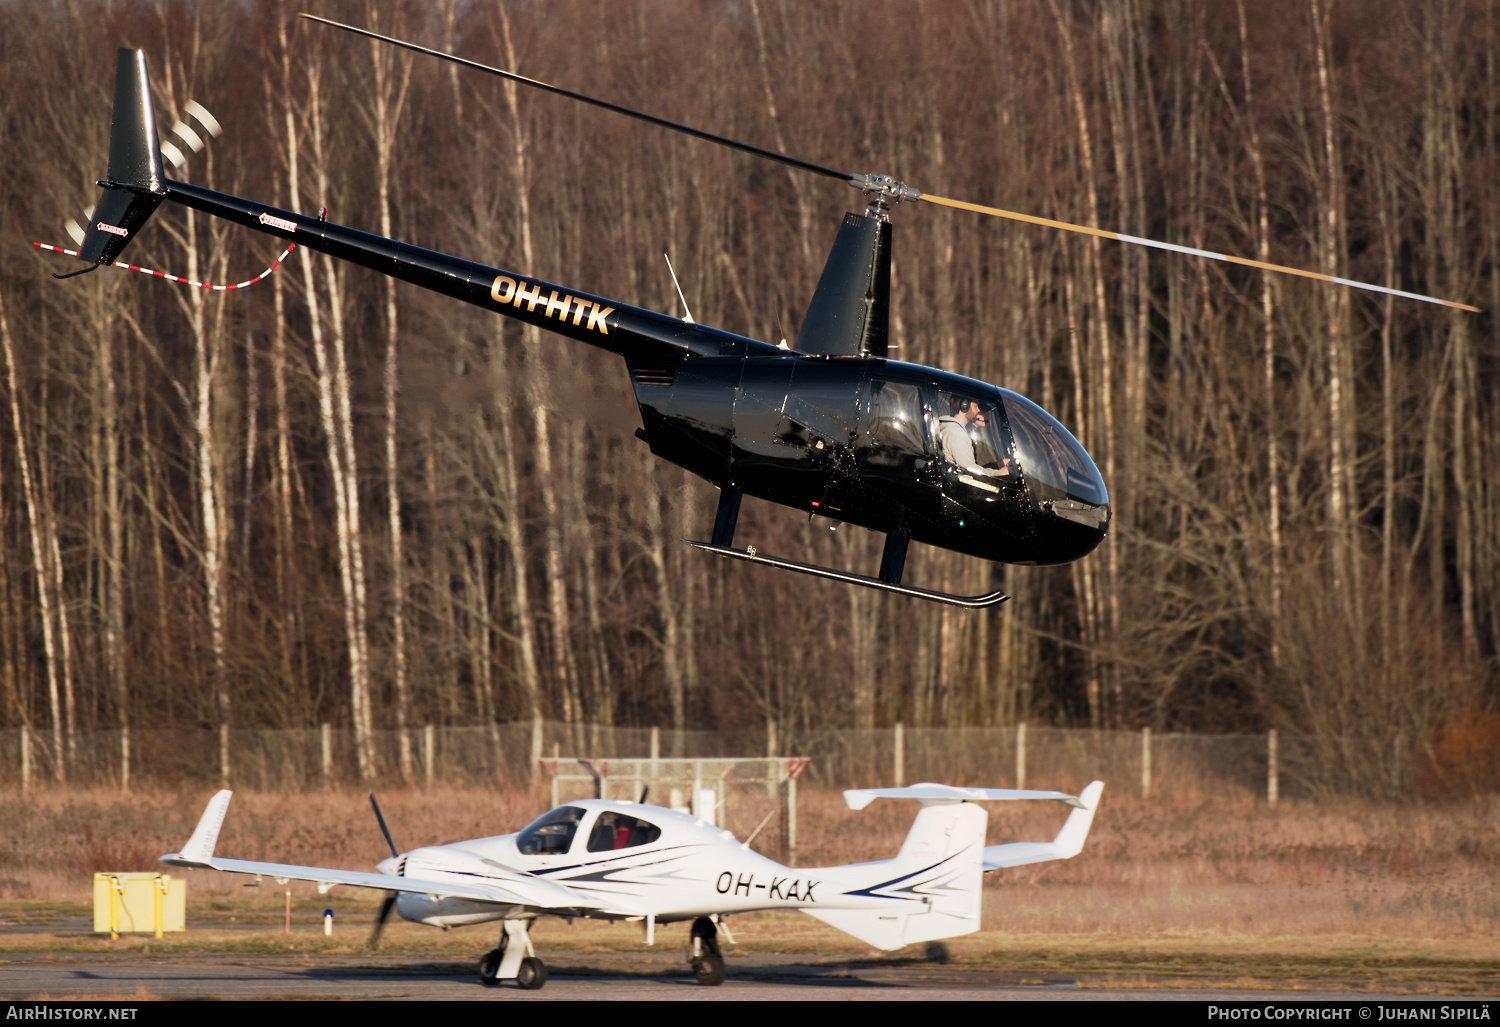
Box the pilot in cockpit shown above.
[937,396,983,472]
[939,396,1012,478]
[970,410,1014,477]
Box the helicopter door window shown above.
[585,812,663,852]
[863,379,927,453]
[516,805,586,856]
[935,393,1011,483]
[781,365,858,450]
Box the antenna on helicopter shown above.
[663,254,695,324]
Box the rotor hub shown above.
[855,174,922,220]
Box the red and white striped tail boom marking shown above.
[34,241,295,290]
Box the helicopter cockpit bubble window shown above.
[935,392,1012,479]
[516,806,586,856]
[1000,389,1110,527]
[586,811,663,852]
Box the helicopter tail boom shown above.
[64,50,779,368]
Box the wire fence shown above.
[0,720,1418,800]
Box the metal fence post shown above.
[20,725,29,793]
[1392,732,1403,797]
[649,726,660,799]
[1268,729,1278,807]
[765,721,778,797]
[788,772,797,855]
[1141,726,1152,798]
[321,722,332,787]
[894,721,904,787]
[1016,722,1026,790]
[423,723,434,788]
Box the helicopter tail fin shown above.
[75,50,167,269]
[793,212,892,358]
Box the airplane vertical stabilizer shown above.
[804,800,986,950]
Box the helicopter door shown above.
[779,363,861,510]
[852,378,937,527]
[731,360,858,509]
[730,361,795,498]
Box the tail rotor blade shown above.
[369,892,397,950]
[918,192,1479,313]
[369,793,398,859]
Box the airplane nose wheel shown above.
[689,917,726,986]
[477,919,546,989]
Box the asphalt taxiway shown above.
[0,951,1450,1001]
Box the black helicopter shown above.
[60,18,1476,608]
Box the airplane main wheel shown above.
[692,951,726,986]
[477,948,503,987]
[690,917,726,986]
[515,956,548,990]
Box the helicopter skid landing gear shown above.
[689,917,726,986]
[476,919,546,989]
[684,539,1009,608]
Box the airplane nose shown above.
[377,856,402,876]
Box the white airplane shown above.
[161,780,1104,990]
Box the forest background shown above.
[0,0,1496,793]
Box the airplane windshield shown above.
[516,806,586,856]
[586,812,662,852]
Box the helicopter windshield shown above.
[1000,390,1109,528]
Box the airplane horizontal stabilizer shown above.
[843,782,1084,810]
[982,780,1104,871]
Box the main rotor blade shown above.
[298,13,860,187]
[919,193,1480,313]
[301,13,1475,313]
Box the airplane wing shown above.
[981,780,1105,871]
[160,790,602,910]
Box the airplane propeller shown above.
[369,892,398,950]
[368,793,399,949]
[299,12,1478,314]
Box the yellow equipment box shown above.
[92,872,185,937]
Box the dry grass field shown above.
[0,784,1495,992]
